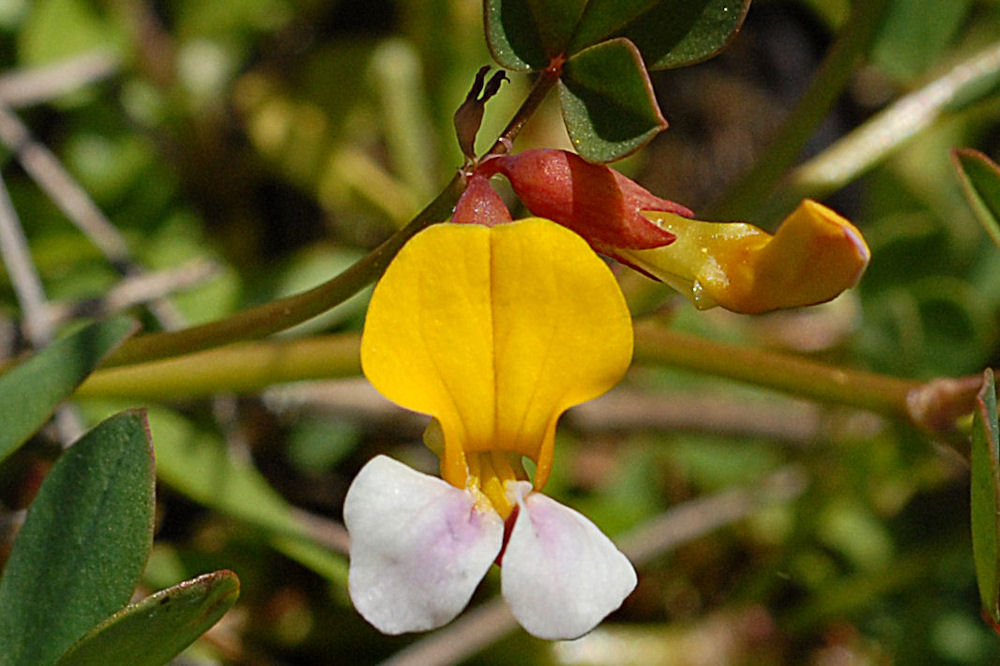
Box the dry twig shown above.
[0,51,119,107]
[0,172,82,442]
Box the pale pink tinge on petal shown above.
[500,482,637,640]
[344,455,504,634]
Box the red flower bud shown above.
[477,149,690,253]
[452,173,513,226]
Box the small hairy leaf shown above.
[571,0,749,69]
[55,571,240,666]
[558,38,666,162]
[0,411,155,666]
[485,0,586,71]
[485,0,749,71]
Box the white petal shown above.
[501,483,637,640]
[343,455,503,634]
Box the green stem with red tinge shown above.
[103,65,560,368]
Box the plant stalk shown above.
[103,64,561,368]
[632,321,919,420]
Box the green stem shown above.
[486,60,561,157]
[102,64,561,369]
[79,333,361,399]
[633,322,919,420]
[89,321,915,420]
[103,178,461,367]
[83,318,978,458]
[707,0,892,222]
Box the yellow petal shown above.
[361,218,632,490]
[619,200,870,314]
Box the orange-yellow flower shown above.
[481,149,870,314]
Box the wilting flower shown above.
[480,149,870,314]
[345,216,637,639]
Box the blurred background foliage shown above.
[2,0,1000,663]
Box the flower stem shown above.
[634,322,983,458]
[632,321,919,420]
[103,178,461,367]
[103,64,561,369]
[94,324,920,419]
[486,59,562,157]
[84,318,980,459]
[79,333,361,399]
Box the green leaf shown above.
[485,0,587,71]
[953,148,1000,252]
[0,316,136,464]
[55,571,240,666]
[971,369,1000,624]
[0,411,155,666]
[485,0,749,71]
[558,38,666,162]
[570,0,750,69]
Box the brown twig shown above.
[0,174,50,348]
[43,259,218,327]
[0,51,120,107]
[485,58,562,158]
[263,379,867,446]
[0,105,186,330]
[0,171,82,442]
[291,508,350,555]
[568,388,831,444]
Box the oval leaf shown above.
[55,570,240,666]
[485,0,587,71]
[570,0,750,69]
[485,0,749,71]
[558,38,666,162]
[0,410,155,666]
[0,316,136,464]
[972,369,1000,624]
[953,148,1000,251]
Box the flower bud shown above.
[452,173,512,226]
[477,149,686,254]
[624,200,871,313]
[478,149,871,314]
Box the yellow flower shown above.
[621,200,871,313]
[481,149,870,314]
[345,217,637,639]
[360,217,632,512]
